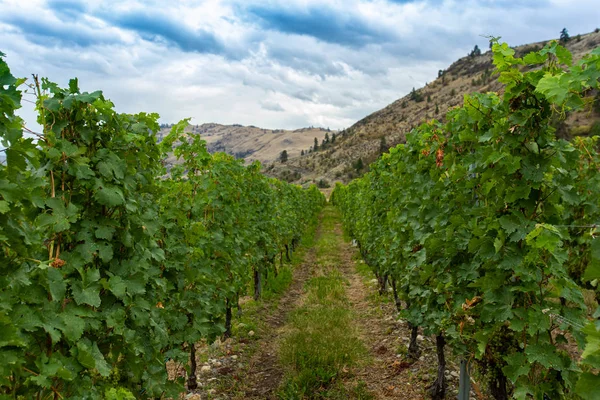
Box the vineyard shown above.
[333,41,600,399]
[2,40,600,400]
[0,52,325,398]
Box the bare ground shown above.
[235,249,317,399]
[333,223,466,400]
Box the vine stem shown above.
[50,170,55,198]
[51,386,63,399]
[22,367,39,376]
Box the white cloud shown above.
[1,0,599,131]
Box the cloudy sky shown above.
[1,0,599,131]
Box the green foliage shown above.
[0,54,326,398]
[333,41,600,398]
[105,387,136,400]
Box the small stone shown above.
[417,335,424,341]
[231,355,238,360]
[200,365,211,373]
[248,330,255,337]
[214,361,222,367]
[186,394,201,400]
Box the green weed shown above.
[278,206,366,399]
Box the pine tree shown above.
[331,133,336,143]
[313,137,319,151]
[354,158,364,172]
[379,137,387,154]
[560,28,570,43]
[280,150,288,163]
[410,88,423,102]
[301,150,304,156]
[469,44,481,57]
[324,132,330,144]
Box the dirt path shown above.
[334,223,462,399]
[187,208,463,399]
[237,244,318,399]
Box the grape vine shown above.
[333,41,600,399]
[0,53,325,398]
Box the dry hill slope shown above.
[268,30,600,186]
[158,123,328,166]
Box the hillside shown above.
[158,123,329,166]
[267,30,600,186]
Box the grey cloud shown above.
[260,100,285,112]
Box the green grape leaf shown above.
[535,73,571,104]
[71,282,101,307]
[47,268,66,301]
[95,225,115,240]
[525,342,561,368]
[503,352,530,382]
[60,312,85,342]
[575,373,600,400]
[108,276,127,298]
[0,200,9,214]
[95,186,124,207]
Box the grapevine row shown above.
[0,54,325,399]
[333,41,600,399]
